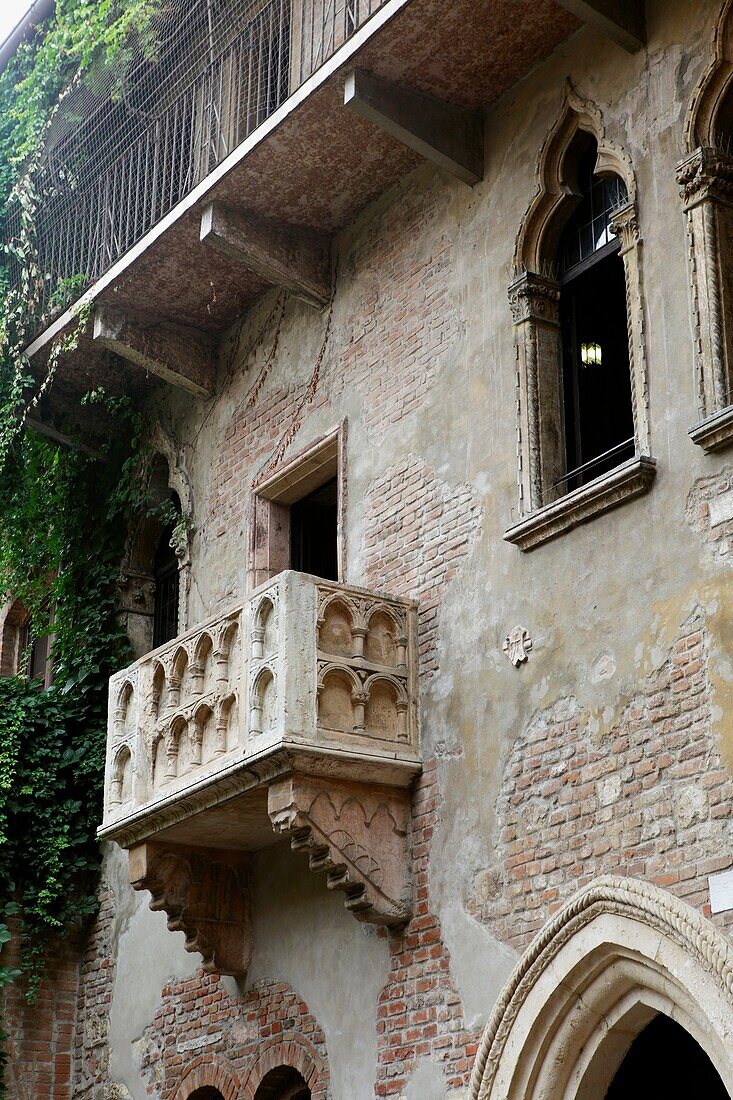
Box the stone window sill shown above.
[689,406,733,453]
[504,455,657,551]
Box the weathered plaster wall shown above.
[9,2,733,1097]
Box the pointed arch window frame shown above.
[678,0,733,451]
[504,84,655,551]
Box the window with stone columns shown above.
[504,84,655,551]
[678,0,733,451]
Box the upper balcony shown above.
[99,571,419,972]
[1,0,637,427]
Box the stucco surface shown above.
[14,1,733,1096]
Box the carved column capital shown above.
[610,200,641,255]
[508,271,560,326]
[676,146,733,210]
[128,842,253,977]
[268,774,412,926]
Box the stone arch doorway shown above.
[188,1090,225,1100]
[253,1065,311,1100]
[605,1013,728,1098]
[469,876,733,1099]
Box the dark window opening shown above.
[153,523,180,648]
[290,476,338,581]
[605,1013,728,1099]
[27,632,51,683]
[557,144,634,493]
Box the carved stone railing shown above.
[100,571,420,973]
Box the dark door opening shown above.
[605,1013,728,1098]
[153,522,180,648]
[289,476,338,581]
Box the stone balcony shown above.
[99,571,420,974]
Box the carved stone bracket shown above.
[268,774,412,926]
[128,842,253,977]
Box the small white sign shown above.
[708,488,733,528]
[708,868,733,914]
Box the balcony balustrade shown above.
[99,570,420,973]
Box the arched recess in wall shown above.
[0,597,29,677]
[506,82,653,547]
[678,0,733,449]
[468,875,733,1100]
[171,1055,240,1100]
[243,1034,327,1100]
[118,437,193,658]
[254,1066,311,1099]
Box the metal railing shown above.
[4,0,386,332]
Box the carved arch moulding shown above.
[678,0,733,450]
[468,876,733,1100]
[505,82,654,549]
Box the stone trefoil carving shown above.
[503,627,533,667]
[678,0,733,451]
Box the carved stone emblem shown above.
[503,627,533,667]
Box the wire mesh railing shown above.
[4,0,386,333]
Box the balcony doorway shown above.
[249,424,346,590]
[290,476,338,580]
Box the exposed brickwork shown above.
[207,384,306,542]
[140,975,329,1099]
[375,761,479,1097]
[686,465,733,563]
[362,455,483,677]
[334,176,460,445]
[72,885,116,1097]
[2,919,78,1100]
[472,617,733,950]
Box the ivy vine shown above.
[0,1,169,1089]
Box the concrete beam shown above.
[200,203,332,309]
[93,308,214,399]
[554,0,645,52]
[344,69,483,187]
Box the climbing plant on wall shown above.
[0,2,165,1088]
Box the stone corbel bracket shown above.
[268,774,412,926]
[128,842,253,976]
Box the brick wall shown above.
[375,761,479,1097]
[72,885,116,1096]
[2,919,78,1100]
[138,975,329,1099]
[469,616,733,950]
[334,174,460,446]
[362,455,483,678]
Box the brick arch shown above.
[242,1033,328,1100]
[172,1055,241,1100]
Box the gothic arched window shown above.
[556,140,634,491]
[505,86,655,551]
